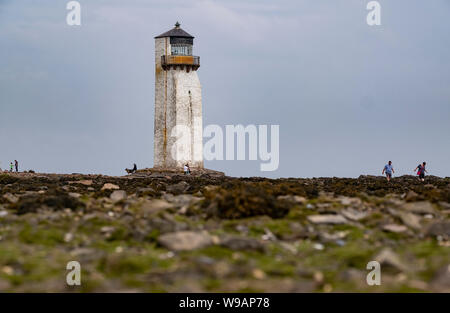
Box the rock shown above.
[279,222,308,241]
[374,249,408,273]
[101,183,120,191]
[307,214,348,225]
[277,195,307,205]
[78,180,93,186]
[64,233,74,242]
[313,243,324,250]
[203,185,219,192]
[235,224,249,234]
[0,210,8,217]
[261,228,277,241]
[430,265,450,292]
[399,212,421,230]
[306,203,315,210]
[110,190,127,202]
[278,242,298,254]
[2,266,14,276]
[388,209,422,230]
[341,208,368,221]
[100,226,115,234]
[220,237,265,252]
[3,193,18,204]
[438,202,450,210]
[425,222,450,238]
[163,194,203,208]
[148,217,187,234]
[252,269,266,280]
[320,231,349,242]
[136,187,155,196]
[69,180,93,186]
[158,231,212,251]
[141,199,173,214]
[382,224,408,233]
[401,201,435,215]
[339,269,365,283]
[338,196,362,206]
[68,192,81,199]
[166,181,189,194]
[405,190,419,202]
[0,278,11,290]
[70,248,96,257]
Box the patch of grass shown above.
[203,278,222,291]
[332,225,365,240]
[263,220,293,237]
[191,246,235,260]
[98,252,173,277]
[18,224,64,246]
[145,229,160,242]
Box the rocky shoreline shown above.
[0,172,449,292]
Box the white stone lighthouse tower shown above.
[154,22,203,170]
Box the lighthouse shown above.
[154,22,203,170]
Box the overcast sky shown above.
[0,0,449,178]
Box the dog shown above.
[125,164,138,174]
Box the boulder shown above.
[166,181,189,194]
[388,209,422,230]
[338,196,362,206]
[220,236,266,253]
[341,208,368,221]
[374,249,408,273]
[430,265,450,292]
[110,190,127,202]
[141,199,174,215]
[3,193,18,204]
[382,224,408,233]
[101,183,120,191]
[425,222,450,238]
[158,231,212,251]
[307,214,348,225]
[277,195,307,205]
[401,201,435,215]
[405,190,419,202]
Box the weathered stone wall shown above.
[154,37,203,169]
[174,70,203,168]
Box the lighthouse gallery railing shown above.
[161,55,200,66]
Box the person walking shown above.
[414,162,428,182]
[14,160,18,172]
[382,161,395,182]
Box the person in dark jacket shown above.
[414,162,428,182]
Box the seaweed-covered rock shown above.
[203,182,290,219]
[11,193,85,215]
